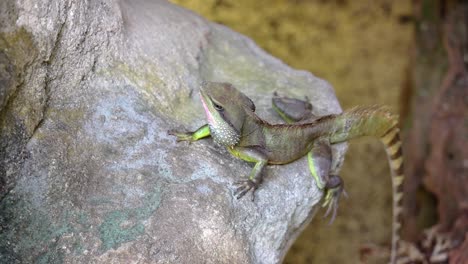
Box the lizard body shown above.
[169,82,404,264]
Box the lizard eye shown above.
[213,102,224,111]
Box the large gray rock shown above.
[0,0,345,263]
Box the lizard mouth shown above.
[199,89,214,124]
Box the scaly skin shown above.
[169,82,405,264]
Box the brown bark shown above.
[402,0,468,262]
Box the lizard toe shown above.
[322,176,345,225]
[233,179,258,200]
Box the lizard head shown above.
[199,82,256,147]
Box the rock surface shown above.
[0,0,345,263]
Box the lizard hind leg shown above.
[322,175,346,224]
[272,92,315,123]
[308,138,346,224]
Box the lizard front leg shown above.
[308,138,345,224]
[229,146,268,201]
[168,124,211,143]
[272,92,317,123]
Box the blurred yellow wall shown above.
[171,0,413,263]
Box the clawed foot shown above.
[322,175,347,224]
[233,179,259,201]
[167,130,194,143]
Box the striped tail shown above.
[380,124,404,264]
[329,106,404,264]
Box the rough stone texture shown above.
[0,0,345,263]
